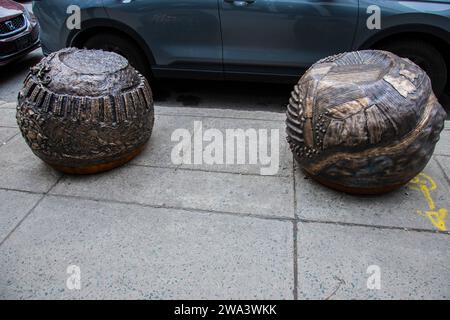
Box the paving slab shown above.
[0,190,42,243]
[51,164,294,218]
[0,108,18,127]
[295,157,450,232]
[0,102,16,109]
[435,128,450,156]
[0,196,294,299]
[0,135,61,193]
[155,105,286,122]
[133,114,292,176]
[0,101,17,109]
[435,156,450,184]
[0,127,18,145]
[132,114,201,171]
[297,222,450,299]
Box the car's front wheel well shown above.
[369,32,450,63]
[367,32,449,95]
[70,26,155,67]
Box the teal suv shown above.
[33,0,450,96]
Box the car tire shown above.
[82,33,152,81]
[378,39,447,97]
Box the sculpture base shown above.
[46,145,146,175]
[302,168,408,195]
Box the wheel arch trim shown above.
[67,18,156,66]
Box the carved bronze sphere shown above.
[286,50,446,194]
[17,48,154,174]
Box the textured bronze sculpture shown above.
[286,50,446,194]
[17,48,154,174]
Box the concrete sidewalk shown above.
[0,100,449,299]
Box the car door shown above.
[219,0,359,78]
[103,0,223,77]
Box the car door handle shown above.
[224,0,256,6]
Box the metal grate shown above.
[0,15,26,36]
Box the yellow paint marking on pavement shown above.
[417,208,448,231]
[408,173,447,231]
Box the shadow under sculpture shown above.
[286,50,446,194]
[17,48,154,174]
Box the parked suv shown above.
[34,0,449,96]
[0,0,40,66]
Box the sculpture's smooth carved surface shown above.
[17,48,154,174]
[286,50,446,194]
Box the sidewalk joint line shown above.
[1,187,448,234]
[434,154,450,157]
[434,156,450,187]
[0,174,64,247]
[292,157,299,300]
[46,192,295,223]
[0,187,45,195]
[0,132,19,149]
[129,163,292,178]
[297,218,450,235]
[0,194,45,247]
[155,111,285,123]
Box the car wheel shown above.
[378,39,447,97]
[83,33,151,81]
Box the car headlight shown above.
[23,7,37,24]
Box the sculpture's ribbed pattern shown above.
[286,50,446,194]
[17,48,154,174]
